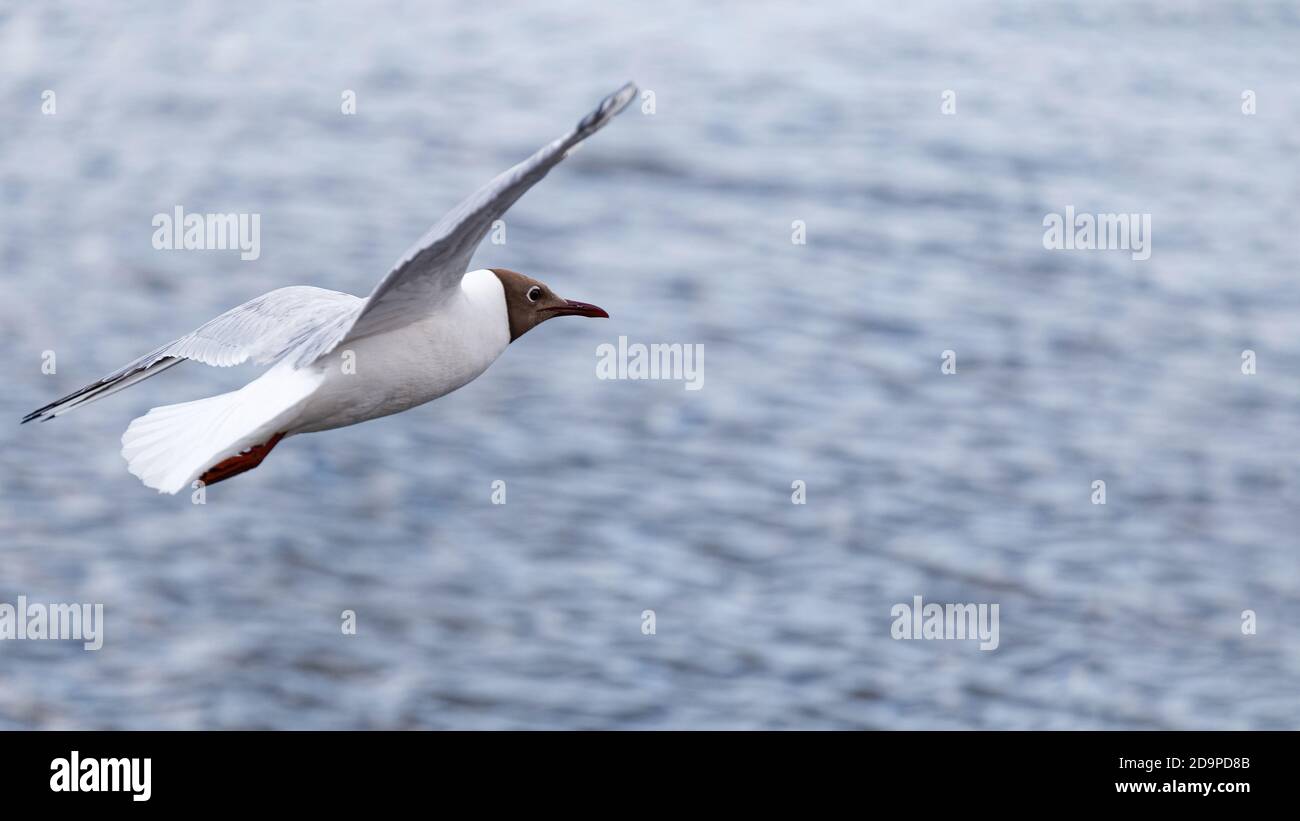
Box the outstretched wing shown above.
[24,83,637,422]
[22,286,361,423]
[319,81,638,356]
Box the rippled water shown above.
[2,1,1299,729]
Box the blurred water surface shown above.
[2,1,1299,728]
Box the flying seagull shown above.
[23,82,637,494]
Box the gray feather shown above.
[23,286,361,423]
[319,81,638,354]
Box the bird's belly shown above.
[287,313,508,434]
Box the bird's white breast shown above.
[286,269,511,433]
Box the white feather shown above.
[121,364,323,494]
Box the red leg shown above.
[198,432,286,487]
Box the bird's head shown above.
[490,268,608,342]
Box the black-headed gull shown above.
[24,83,637,494]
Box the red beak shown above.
[548,299,609,319]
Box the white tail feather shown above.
[120,366,321,494]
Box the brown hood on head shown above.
[490,268,608,342]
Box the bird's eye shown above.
[526,286,543,303]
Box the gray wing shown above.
[25,83,637,422]
[22,286,362,422]
[326,81,638,351]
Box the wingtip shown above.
[609,81,638,113]
[577,81,638,136]
[22,404,59,424]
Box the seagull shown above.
[23,82,637,494]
